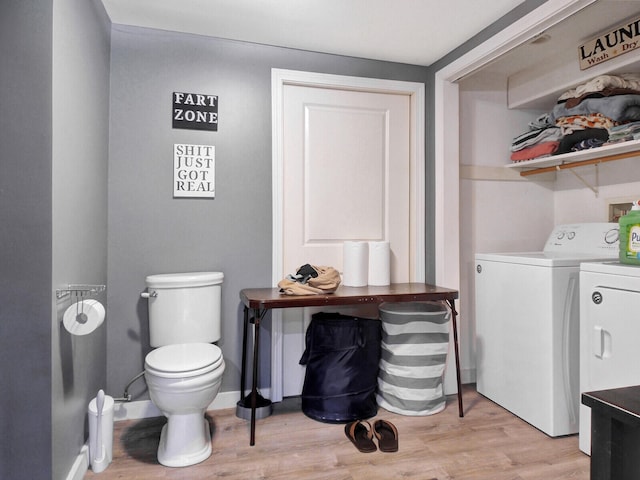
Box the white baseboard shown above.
[65,444,89,480]
[462,367,476,385]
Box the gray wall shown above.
[107,26,430,398]
[52,0,111,479]
[0,1,54,478]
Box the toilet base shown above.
[157,416,212,467]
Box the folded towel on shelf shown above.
[555,113,617,135]
[554,128,609,155]
[550,95,640,124]
[558,73,640,103]
[561,87,640,109]
[511,126,562,152]
[608,121,640,142]
[510,141,560,162]
[571,138,606,151]
[527,113,553,130]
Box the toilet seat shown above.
[145,343,223,379]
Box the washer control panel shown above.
[543,223,619,255]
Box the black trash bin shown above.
[299,312,381,423]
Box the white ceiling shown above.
[100,0,525,66]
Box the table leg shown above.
[590,410,615,480]
[240,306,249,402]
[447,298,464,417]
[249,308,263,446]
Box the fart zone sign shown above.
[173,92,218,131]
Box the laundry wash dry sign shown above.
[173,144,215,198]
[579,15,640,70]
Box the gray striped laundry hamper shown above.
[376,301,451,416]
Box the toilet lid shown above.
[145,343,222,374]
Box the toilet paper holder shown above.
[57,285,107,336]
[56,284,106,300]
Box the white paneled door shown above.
[283,84,410,275]
[271,70,425,400]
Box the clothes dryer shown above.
[475,223,618,437]
[579,261,640,453]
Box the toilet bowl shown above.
[144,342,225,467]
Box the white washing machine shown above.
[475,223,619,437]
[579,260,640,454]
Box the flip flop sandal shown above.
[344,420,377,453]
[373,419,399,452]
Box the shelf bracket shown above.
[519,147,639,177]
[559,163,599,197]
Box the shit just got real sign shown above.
[174,144,215,198]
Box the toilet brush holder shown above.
[88,392,114,473]
[236,392,273,420]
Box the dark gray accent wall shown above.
[1,0,111,478]
[52,0,111,478]
[0,1,53,479]
[107,26,430,398]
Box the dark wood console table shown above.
[582,386,640,480]
[239,283,461,445]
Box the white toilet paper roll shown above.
[368,241,391,286]
[342,241,369,287]
[63,299,105,335]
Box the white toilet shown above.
[142,271,226,467]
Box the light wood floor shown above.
[84,385,590,479]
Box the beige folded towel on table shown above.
[278,265,341,295]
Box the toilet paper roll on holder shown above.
[57,285,106,334]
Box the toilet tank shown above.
[145,272,224,347]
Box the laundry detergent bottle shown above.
[619,199,640,265]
